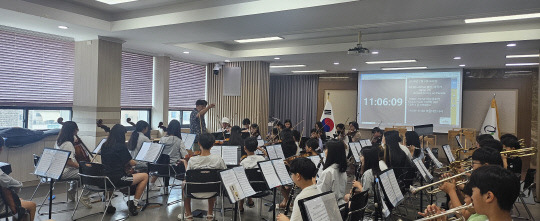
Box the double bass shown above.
[96,119,134,175]
[57,118,94,163]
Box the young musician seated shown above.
[475,134,494,149]
[314,121,326,142]
[370,127,383,146]
[382,131,413,180]
[500,134,522,175]
[55,121,92,208]
[241,118,251,132]
[238,137,267,212]
[405,131,421,159]
[101,124,149,216]
[216,117,232,133]
[309,129,323,151]
[317,140,348,205]
[284,119,292,130]
[179,133,226,221]
[277,158,321,221]
[347,121,362,142]
[149,119,188,191]
[250,123,261,139]
[346,146,387,200]
[0,137,36,220]
[292,130,301,155]
[300,138,320,156]
[127,120,151,172]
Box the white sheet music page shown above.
[272,159,293,185]
[182,133,196,150]
[210,146,222,157]
[418,159,434,181]
[413,159,428,181]
[425,147,443,168]
[303,196,330,221]
[35,149,54,177]
[47,151,70,179]
[93,138,106,154]
[222,146,239,165]
[443,145,455,162]
[387,169,404,203]
[258,161,282,188]
[220,169,244,203]
[266,145,278,160]
[349,143,361,163]
[143,143,163,162]
[362,139,372,147]
[257,140,265,147]
[377,181,391,218]
[233,166,256,197]
[273,144,285,160]
[379,172,397,207]
[135,142,152,161]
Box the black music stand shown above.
[219,166,257,221]
[298,191,342,221]
[258,159,292,221]
[135,142,165,211]
[33,148,71,220]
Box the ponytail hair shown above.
[127,120,149,151]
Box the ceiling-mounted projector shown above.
[348,31,370,55]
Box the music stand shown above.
[135,142,165,211]
[181,133,197,150]
[219,166,257,221]
[257,159,292,221]
[33,148,71,220]
[298,191,343,221]
[377,169,404,211]
[442,144,456,163]
[92,138,106,155]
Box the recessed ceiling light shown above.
[270,65,306,68]
[183,51,190,54]
[505,71,532,74]
[320,77,350,79]
[366,59,417,64]
[351,68,357,71]
[381,67,428,70]
[464,13,540,23]
[291,70,327,73]
[95,0,138,5]
[506,54,539,58]
[506,63,539,66]
[453,57,461,60]
[58,26,68,29]
[371,51,379,55]
[224,60,230,62]
[333,62,339,65]
[274,57,280,60]
[459,64,466,67]
[234,37,283,43]
[506,43,517,47]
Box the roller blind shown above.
[169,60,206,110]
[121,51,153,108]
[0,26,75,107]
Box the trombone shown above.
[500,147,537,158]
[415,204,473,221]
[410,170,472,194]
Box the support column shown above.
[537,52,540,198]
[152,56,170,130]
[73,37,123,149]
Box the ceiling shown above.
[0,0,539,74]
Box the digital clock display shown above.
[364,98,403,106]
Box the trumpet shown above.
[500,147,537,158]
[410,170,472,194]
[415,204,473,221]
[426,180,468,194]
[434,159,472,175]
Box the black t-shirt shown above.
[507,157,522,174]
[101,142,132,178]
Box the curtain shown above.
[270,75,318,136]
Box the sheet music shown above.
[93,138,106,154]
[348,143,361,163]
[135,142,152,161]
[387,169,404,203]
[266,145,278,160]
[47,151,70,179]
[181,133,196,150]
[220,169,244,203]
[425,147,443,168]
[376,180,391,218]
[455,135,463,148]
[233,166,256,197]
[258,161,282,188]
[34,149,55,177]
[210,145,222,156]
[413,158,430,182]
[303,196,330,221]
[142,143,163,162]
[272,159,293,185]
[442,145,455,162]
[273,145,285,160]
[222,146,239,165]
[379,172,398,207]
[257,139,265,147]
[308,156,324,180]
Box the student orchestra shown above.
[1,98,533,221]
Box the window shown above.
[121,109,150,127]
[28,109,71,130]
[121,52,153,108]
[0,109,24,128]
[168,110,192,127]
[169,60,206,109]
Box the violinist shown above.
[300,138,320,157]
[225,126,245,155]
[310,129,323,151]
[238,137,266,212]
[249,123,261,139]
[284,119,292,130]
[347,121,362,142]
[100,124,149,216]
[315,121,326,142]
[370,126,383,146]
[54,121,92,208]
[216,117,232,133]
[241,118,251,133]
[268,128,280,144]
[292,130,301,155]
[0,137,36,220]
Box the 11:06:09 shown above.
[364,97,403,106]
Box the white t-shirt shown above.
[290,184,322,221]
[55,141,78,175]
[159,136,188,164]
[240,155,266,169]
[186,154,227,170]
[316,164,347,205]
[132,132,151,158]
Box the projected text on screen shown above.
[358,71,462,133]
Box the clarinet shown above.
[349,161,362,197]
[284,154,323,215]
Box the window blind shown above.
[169,60,206,110]
[121,51,153,108]
[0,26,75,107]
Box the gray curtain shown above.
[269,75,318,137]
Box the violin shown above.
[183,150,201,162]
[58,118,93,163]
[158,122,167,131]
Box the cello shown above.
[57,118,93,163]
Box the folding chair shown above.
[181,169,221,220]
[245,168,272,218]
[71,162,131,221]
[31,154,79,215]
[149,154,186,200]
[345,190,369,221]
[0,187,29,221]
